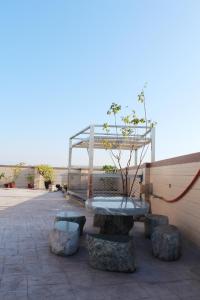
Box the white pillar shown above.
[134,149,138,166]
[68,139,72,190]
[151,127,155,162]
[87,125,94,198]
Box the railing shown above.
[68,171,142,200]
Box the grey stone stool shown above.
[55,211,86,235]
[87,234,135,273]
[145,214,169,238]
[151,224,181,261]
[49,221,79,256]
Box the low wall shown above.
[0,165,68,189]
[149,153,200,247]
[1,153,200,247]
[0,165,102,190]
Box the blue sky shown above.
[0,0,200,166]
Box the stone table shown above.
[85,196,149,235]
[87,233,135,272]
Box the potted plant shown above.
[9,182,16,188]
[36,164,55,190]
[27,174,34,189]
[9,162,25,188]
[102,165,117,174]
[0,173,5,180]
[0,173,5,187]
[3,175,10,188]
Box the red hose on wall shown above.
[157,169,200,203]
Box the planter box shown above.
[9,182,16,188]
[28,183,34,189]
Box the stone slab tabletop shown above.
[85,196,149,216]
[54,221,79,232]
[56,211,84,218]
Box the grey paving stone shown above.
[0,274,28,292]
[28,284,76,300]
[0,291,28,300]
[74,286,108,300]
[165,279,200,298]
[0,189,199,300]
[27,272,69,286]
[140,282,179,299]
[103,282,149,299]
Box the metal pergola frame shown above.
[68,124,155,199]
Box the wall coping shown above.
[0,165,35,169]
[0,165,101,171]
[1,152,200,171]
[148,152,200,168]
[128,152,200,170]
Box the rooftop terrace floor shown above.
[0,189,200,300]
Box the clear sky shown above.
[0,0,200,167]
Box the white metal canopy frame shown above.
[68,124,155,199]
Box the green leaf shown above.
[109,103,121,114]
[103,123,110,132]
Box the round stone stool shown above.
[55,211,86,235]
[145,214,169,238]
[87,233,135,273]
[49,221,79,256]
[151,224,181,261]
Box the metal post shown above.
[134,149,138,166]
[68,138,72,190]
[151,127,155,162]
[87,125,94,198]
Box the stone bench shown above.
[55,211,86,235]
[87,233,135,273]
[144,214,169,238]
[151,224,181,261]
[49,221,79,256]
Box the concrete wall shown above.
[0,165,102,190]
[125,153,200,247]
[0,165,35,188]
[149,153,200,247]
[0,165,68,189]
[1,153,200,248]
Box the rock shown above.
[87,234,135,272]
[49,221,79,256]
[55,211,86,235]
[145,214,169,238]
[151,224,181,261]
[93,214,134,235]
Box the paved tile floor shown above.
[0,189,200,300]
